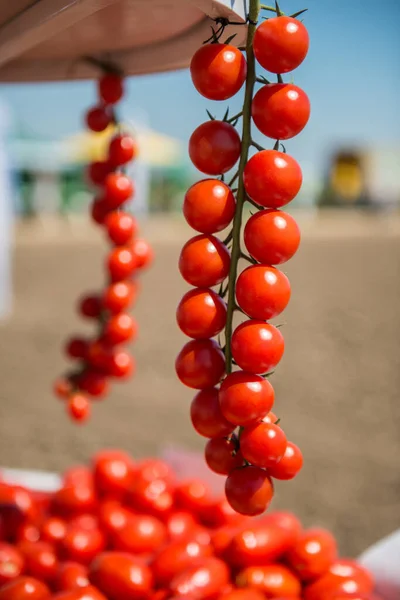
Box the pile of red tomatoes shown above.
[0,452,378,600]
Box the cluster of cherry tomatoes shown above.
[0,451,378,600]
[53,73,153,423]
[176,9,311,515]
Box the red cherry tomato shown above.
[77,370,109,399]
[41,517,67,546]
[86,107,112,132]
[99,74,124,104]
[129,478,174,519]
[190,388,235,438]
[67,394,91,423]
[0,484,38,530]
[253,16,309,73]
[93,450,135,499]
[89,552,154,600]
[228,520,295,567]
[131,239,153,270]
[105,212,138,246]
[112,514,167,555]
[55,562,89,591]
[79,295,102,319]
[91,198,112,225]
[177,288,227,339]
[102,281,137,314]
[52,481,97,517]
[190,44,247,101]
[51,586,107,600]
[151,539,212,587]
[205,436,243,475]
[244,150,302,209]
[65,337,88,360]
[109,135,137,166]
[175,339,225,389]
[170,557,230,599]
[286,528,338,581]
[16,523,40,544]
[174,480,211,516]
[189,121,241,175]
[98,500,132,536]
[165,512,198,541]
[53,378,73,400]
[231,321,284,374]
[0,576,50,600]
[240,421,287,468]
[236,265,291,320]
[134,459,175,486]
[103,314,138,345]
[18,541,58,584]
[225,467,274,516]
[107,247,137,282]
[221,591,265,600]
[237,564,301,597]
[304,559,374,600]
[0,543,24,587]
[219,371,274,426]
[183,180,236,234]
[103,174,134,209]
[244,209,300,265]
[202,497,248,528]
[179,235,230,288]
[268,442,303,480]
[61,527,105,566]
[87,161,112,186]
[252,83,310,140]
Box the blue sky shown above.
[0,0,399,177]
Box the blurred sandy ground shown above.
[0,210,399,556]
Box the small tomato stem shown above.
[223,0,261,374]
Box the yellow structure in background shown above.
[330,152,364,201]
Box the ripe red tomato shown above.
[0,543,24,587]
[304,559,374,600]
[179,234,230,287]
[175,339,225,389]
[86,107,112,132]
[87,161,112,186]
[130,239,153,270]
[174,480,211,516]
[106,349,135,379]
[61,527,105,566]
[205,437,243,475]
[108,135,137,166]
[134,459,174,486]
[183,179,236,234]
[240,421,287,468]
[177,288,227,339]
[169,557,230,599]
[107,247,137,282]
[0,484,38,532]
[16,523,40,544]
[65,338,88,360]
[41,517,67,546]
[103,313,138,345]
[112,514,167,555]
[268,442,303,480]
[219,371,274,426]
[67,394,91,423]
[0,576,50,600]
[253,16,309,73]
[165,512,198,541]
[89,552,153,600]
[252,83,310,140]
[286,528,338,581]
[102,281,137,314]
[98,501,131,536]
[228,521,294,567]
[51,586,107,600]
[93,450,135,499]
[52,481,96,517]
[244,209,300,265]
[99,73,124,104]
[18,541,58,584]
[221,591,265,600]
[55,562,89,591]
[105,212,138,246]
[190,44,247,101]
[231,321,284,374]
[189,121,241,175]
[237,564,301,597]
[151,539,212,587]
[91,198,112,225]
[79,295,102,319]
[225,467,274,516]
[53,378,73,400]
[129,479,173,519]
[77,370,109,398]
[190,388,235,438]
[202,497,248,528]
[244,150,302,208]
[236,265,291,320]
[103,174,134,209]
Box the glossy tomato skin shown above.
[253,16,309,73]
[87,161,112,187]
[244,150,302,208]
[286,528,338,581]
[231,321,284,374]
[86,107,111,132]
[103,174,134,210]
[77,370,109,399]
[105,212,137,246]
[169,557,230,599]
[175,339,225,389]
[102,281,137,314]
[228,520,296,567]
[190,388,235,438]
[219,371,274,426]
[61,527,106,566]
[225,467,274,516]
[303,559,374,600]
[165,512,198,541]
[237,564,301,597]
[252,83,310,140]
[107,247,137,282]
[220,591,265,600]
[244,209,300,265]
[177,288,227,339]
[0,543,25,586]
[111,514,167,555]
[179,234,230,287]
[189,121,241,175]
[268,441,304,480]
[90,552,153,600]
[18,541,58,583]
[236,265,291,320]
[151,539,212,587]
[183,180,236,234]
[99,74,124,104]
[240,421,287,468]
[109,135,137,167]
[51,585,107,600]
[190,44,247,101]
[0,576,51,600]
[54,562,89,591]
[205,437,243,475]
[93,450,136,499]
[174,480,211,516]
